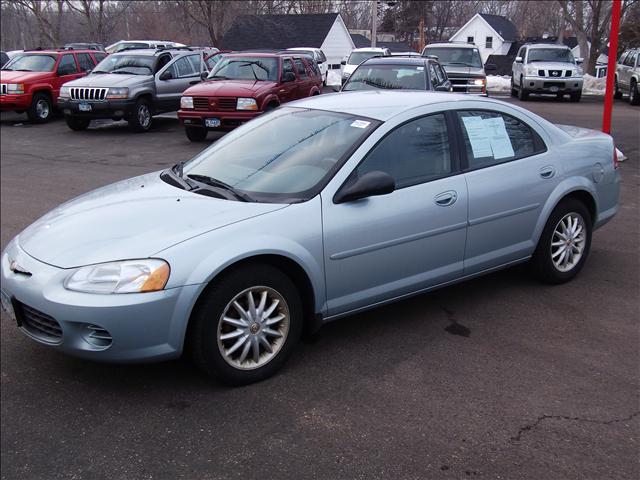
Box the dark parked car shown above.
[64,43,106,52]
[341,56,452,93]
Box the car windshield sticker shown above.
[461,116,493,157]
[484,117,515,159]
[461,116,515,159]
[350,120,370,129]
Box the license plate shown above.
[78,103,92,112]
[205,118,220,128]
[549,86,559,92]
[0,290,16,323]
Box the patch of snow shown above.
[487,75,512,93]
[582,74,606,95]
[327,69,342,87]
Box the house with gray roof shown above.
[449,13,518,62]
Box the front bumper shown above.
[0,239,201,363]
[58,98,138,119]
[178,109,261,130]
[0,93,32,111]
[522,76,583,93]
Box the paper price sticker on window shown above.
[461,115,515,160]
[350,120,371,129]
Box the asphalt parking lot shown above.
[1,94,638,480]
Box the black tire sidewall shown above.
[190,264,303,385]
[129,98,152,132]
[65,115,90,130]
[28,93,52,123]
[531,198,593,284]
[630,81,639,105]
[185,126,207,141]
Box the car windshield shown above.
[344,64,426,91]
[348,52,383,65]
[181,107,379,202]
[209,56,279,81]
[93,55,153,75]
[2,54,56,72]
[422,47,483,68]
[528,48,575,63]
[205,53,225,69]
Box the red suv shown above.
[0,49,106,123]
[178,52,322,141]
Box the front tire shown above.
[530,198,592,284]
[569,91,581,102]
[518,77,529,100]
[510,76,517,97]
[185,126,208,142]
[27,92,53,123]
[189,264,303,385]
[128,98,152,132]
[614,77,622,99]
[65,115,91,131]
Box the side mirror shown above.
[484,63,497,72]
[575,58,584,64]
[85,68,92,74]
[334,171,395,204]
[282,71,296,82]
[200,71,208,80]
[341,60,346,65]
[515,56,523,63]
[159,70,173,80]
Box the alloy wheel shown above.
[138,104,151,128]
[36,99,50,119]
[551,213,586,272]
[217,286,290,370]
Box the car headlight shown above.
[59,86,70,98]
[525,66,538,76]
[106,87,129,99]
[470,78,485,86]
[236,97,258,110]
[64,259,170,294]
[180,96,194,109]
[7,83,24,94]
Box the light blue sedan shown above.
[0,92,620,385]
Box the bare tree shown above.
[14,0,65,46]
[183,0,242,46]
[65,0,130,44]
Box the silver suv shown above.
[511,43,583,102]
[421,42,495,95]
[59,48,208,132]
[615,48,639,105]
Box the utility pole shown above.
[371,0,377,48]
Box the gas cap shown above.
[592,163,605,183]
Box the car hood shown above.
[0,70,52,83]
[66,73,150,87]
[526,61,578,71]
[18,172,285,269]
[441,65,485,77]
[185,79,277,96]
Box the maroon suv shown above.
[178,52,322,141]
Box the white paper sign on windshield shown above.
[461,116,493,158]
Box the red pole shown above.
[602,0,622,134]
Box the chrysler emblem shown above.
[9,260,31,276]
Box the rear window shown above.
[343,64,426,91]
[422,47,482,68]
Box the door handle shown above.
[539,165,556,179]
[434,190,457,207]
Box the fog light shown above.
[82,324,112,349]
[530,82,535,87]
[114,110,124,116]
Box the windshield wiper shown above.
[162,161,197,190]
[111,69,141,75]
[187,174,253,202]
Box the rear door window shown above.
[92,52,106,63]
[294,58,308,78]
[282,58,295,79]
[76,53,94,71]
[457,110,546,169]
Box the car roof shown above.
[288,47,321,51]
[289,91,491,121]
[425,43,476,49]
[527,43,570,49]
[352,47,388,52]
[362,56,427,66]
[19,49,98,55]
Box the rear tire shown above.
[614,77,623,99]
[530,198,592,284]
[630,80,639,105]
[569,91,581,102]
[27,92,53,123]
[185,126,208,142]
[189,264,303,385]
[128,98,152,132]
[510,77,517,97]
[65,115,91,131]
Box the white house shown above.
[222,13,355,68]
[449,13,519,62]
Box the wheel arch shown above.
[184,253,321,350]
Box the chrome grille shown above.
[548,70,562,77]
[0,83,7,95]
[193,97,238,111]
[18,302,63,343]
[70,87,108,101]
